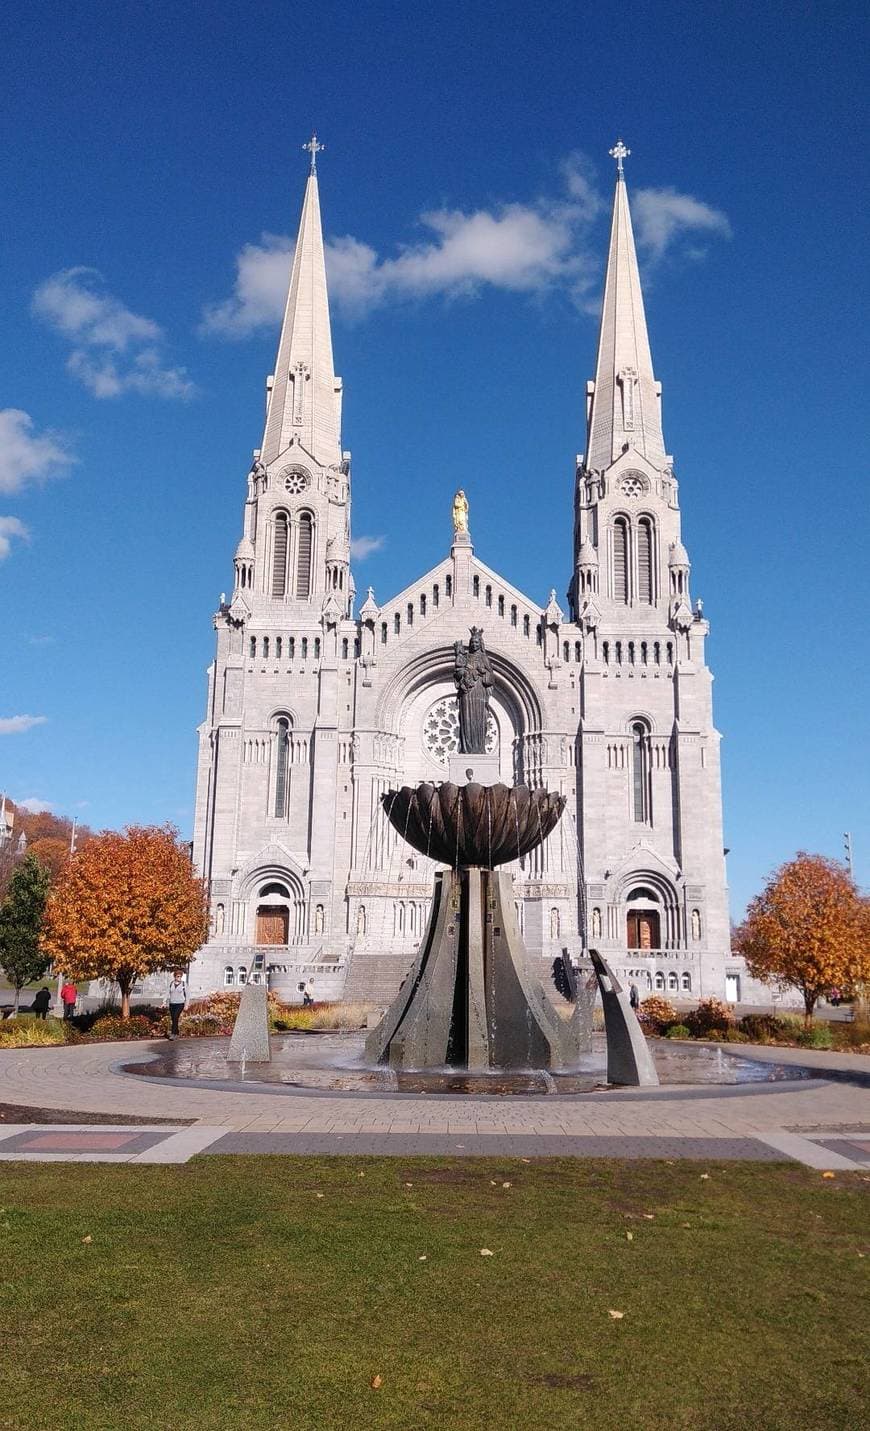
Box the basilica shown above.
[190,139,742,1006]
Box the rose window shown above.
[283,470,311,495]
[618,473,648,498]
[423,697,497,765]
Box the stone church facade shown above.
[189,143,739,1006]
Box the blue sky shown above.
[1,0,868,915]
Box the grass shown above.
[0,1158,868,1430]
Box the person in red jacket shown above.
[60,982,78,1021]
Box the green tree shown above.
[0,854,52,1012]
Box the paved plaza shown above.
[0,1039,867,1168]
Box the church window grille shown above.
[288,637,295,659]
[394,613,400,635]
[654,971,665,991]
[511,605,517,627]
[563,641,569,661]
[536,622,543,646]
[523,614,530,637]
[342,637,349,660]
[423,697,497,765]
[638,517,654,604]
[223,965,235,987]
[668,971,678,992]
[603,641,609,664]
[433,584,439,609]
[681,972,692,992]
[473,575,480,598]
[250,637,257,659]
[381,622,387,645]
[631,721,650,823]
[640,641,647,665]
[314,637,321,659]
[628,641,635,665]
[272,513,289,597]
[445,574,452,597]
[653,641,660,664]
[407,603,413,626]
[263,637,269,660]
[301,637,308,659]
[295,513,313,598]
[613,517,629,603]
[354,636,360,657]
[485,584,492,608]
[615,641,622,664]
[275,637,282,659]
[420,593,427,617]
[274,718,291,818]
[238,966,248,986]
[666,641,674,665]
[575,641,582,662]
[498,594,505,617]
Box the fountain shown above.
[365,780,588,1071]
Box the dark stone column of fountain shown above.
[365,781,588,1072]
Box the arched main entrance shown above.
[626,886,661,950]
[256,881,292,945]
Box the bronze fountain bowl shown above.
[381,781,566,868]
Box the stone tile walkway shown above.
[0,1041,867,1167]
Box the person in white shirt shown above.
[167,968,187,1039]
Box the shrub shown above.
[637,996,677,1034]
[795,1023,833,1050]
[684,998,733,1038]
[308,1003,371,1030]
[87,1014,157,1041]
[177,1012,226,1038]
[723,1027,750,1043]
[832,1019,870,1053]
[0,1016,71,1048]
[738,1013,790,1043]
[664,1023,691,1039]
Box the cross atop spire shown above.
[608,139,630,176]
[303,133,324,173]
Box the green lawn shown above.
[1,1157,867,1430]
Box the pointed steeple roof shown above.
[585,146,666,473]
[261,140,341,469]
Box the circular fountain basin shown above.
[122,1033,817,1095]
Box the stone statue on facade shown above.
[452,488,469,535]
[454,628,492,754]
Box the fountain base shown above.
[365,867,590,1072]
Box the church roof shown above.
[577,537,599,566]
[260,143,342,470]
[585,152,666,474]
[669,539,690,566]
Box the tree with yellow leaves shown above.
[734,853,870,1020]
[42,826,208,1018]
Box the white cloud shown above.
[350,534,385,560]
[0,715,48,735]
[0,516,29,560]
[202,159,731,331]
[33,268,195,400]
[15,796,54,814]
[0,409,75,496]
[632,188,732,259]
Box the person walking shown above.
[32,987,51,1020]
[60,981,78,1021]
[167,968,187,1039]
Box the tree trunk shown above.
[803,989,817,1024]
[13,985,20,1014]
[119,981,131,1019]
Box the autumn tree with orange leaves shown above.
[734,853,870,1020]
[42,826,208,1018]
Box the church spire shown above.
[585,143,666,474]
[260,137,342,469]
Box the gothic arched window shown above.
[638,517,654,604]
[295,512,313,598]
[631,721,650,823]
[272,513,289,597]
[342,637,349,660]
[274,717,291,818]
[613,517,629,603]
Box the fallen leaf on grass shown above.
[521,1157,531,1163]
[315,1193,324,1199]
[625,1231,634,1241]
[682,1223,692,1229]
[501,1181,512,1189]
[700,1173,710,1180]
[608,1310,624,1320]
[81,1235,92,1245]
[418,1254,427,1261]
[642,1213,655,1220]
[370,1374,382,1389]
[404,1182,413,1188]
[479,1248,494,1257]
[822,1171,835,1179]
